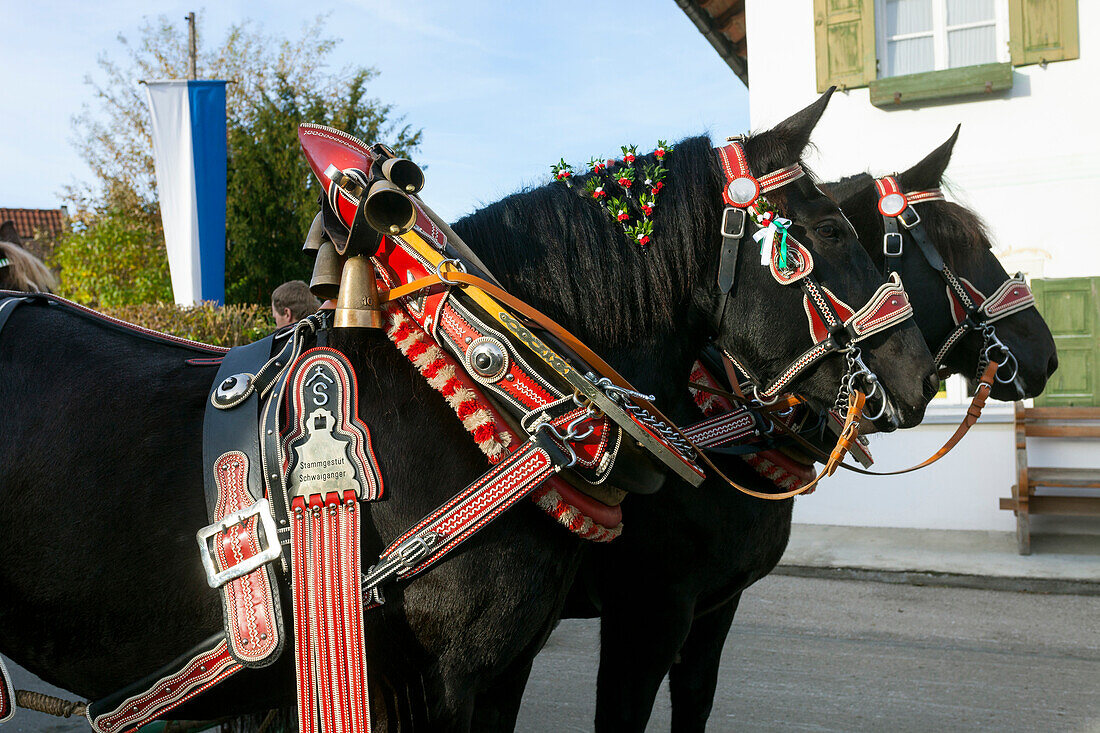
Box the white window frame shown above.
[875,0,1010,78]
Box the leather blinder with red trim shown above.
[981,275,1035,322]
[770,240,814,284]
[947,276,988,325]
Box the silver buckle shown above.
[898,206,921,229]
[721,207,746,239]
[196,498,282,589]
[883,232,904,257]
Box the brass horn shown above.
[309,240,343,301]
[362,180,417,235]
[302,211,327,253]
[334,254,385,329]
[380,157,425,194]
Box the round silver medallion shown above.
[726,176,760,206]
[878,192,908,217]
[212,372,254,409]
[465,337,510,384]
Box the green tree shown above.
[54,180,172,307]
[64,14,421,305]
[226,70,419,303]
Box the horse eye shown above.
[816,223,840,239]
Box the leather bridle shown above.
[874,176,1035,385]
[713,141,914,419]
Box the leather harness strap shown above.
[362,431,570,602]
[689,391,867,500]
[199,337,285,668]
[0,657,13,724]
[695,358,1000,479]
[85,635,240,733]
[873,177,1036,374]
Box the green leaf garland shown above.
[552,140,672,249]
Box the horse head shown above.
[690,91,937,431]
[0,221,56,293]
[828,128,1057,401]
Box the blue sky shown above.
[0,0,748,222]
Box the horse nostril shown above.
[923,371,940,400]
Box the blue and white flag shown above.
[144,80,227,305]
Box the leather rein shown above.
[688,176,1041,486]
[381,142,920,500]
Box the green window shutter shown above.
[1008,0,1079,67]
[1033,277,1099,407]
[813,0,877,92]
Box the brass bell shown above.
[302,211,327,254]
[380,157,425,194]
[309,240,343,301]
[362,180,417,235]
[334,254,385,329]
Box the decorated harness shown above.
[0,131,948,729]
[873,175,1034,384]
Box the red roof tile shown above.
[0,208,68,241]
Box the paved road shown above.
[5,576,1099,731]
[517,575,1100,732]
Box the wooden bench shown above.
[1000,403,1100,554]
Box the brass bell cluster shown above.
[302,143,425,330]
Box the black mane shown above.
[452,136,723,349]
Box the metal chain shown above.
[593,376,698,458]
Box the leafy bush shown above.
[54,186,173,307]
[99,301,275,347]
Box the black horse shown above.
[565,129,1059,733]
[0,92,933,731]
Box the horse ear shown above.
[0,220,22,247]
[746,87,835,172]
[898,124,961,191]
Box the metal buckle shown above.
[196,498,282,589]
[721,207,746,239]
[883,231,904,257]
[898,206,921,229]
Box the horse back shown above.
[0,304,224,698]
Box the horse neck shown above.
[451,157,718,404]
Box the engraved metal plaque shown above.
[282,348,383,502]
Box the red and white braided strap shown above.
[717,142,805,207]
[682,408,757,449]
[934,326,970,368]
[88,640,241,733]
[363,434,565,604]
[906,189,945,205]
[761,341,832,400]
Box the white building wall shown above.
[745,0,1100,281]
[744,0,1100,533]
